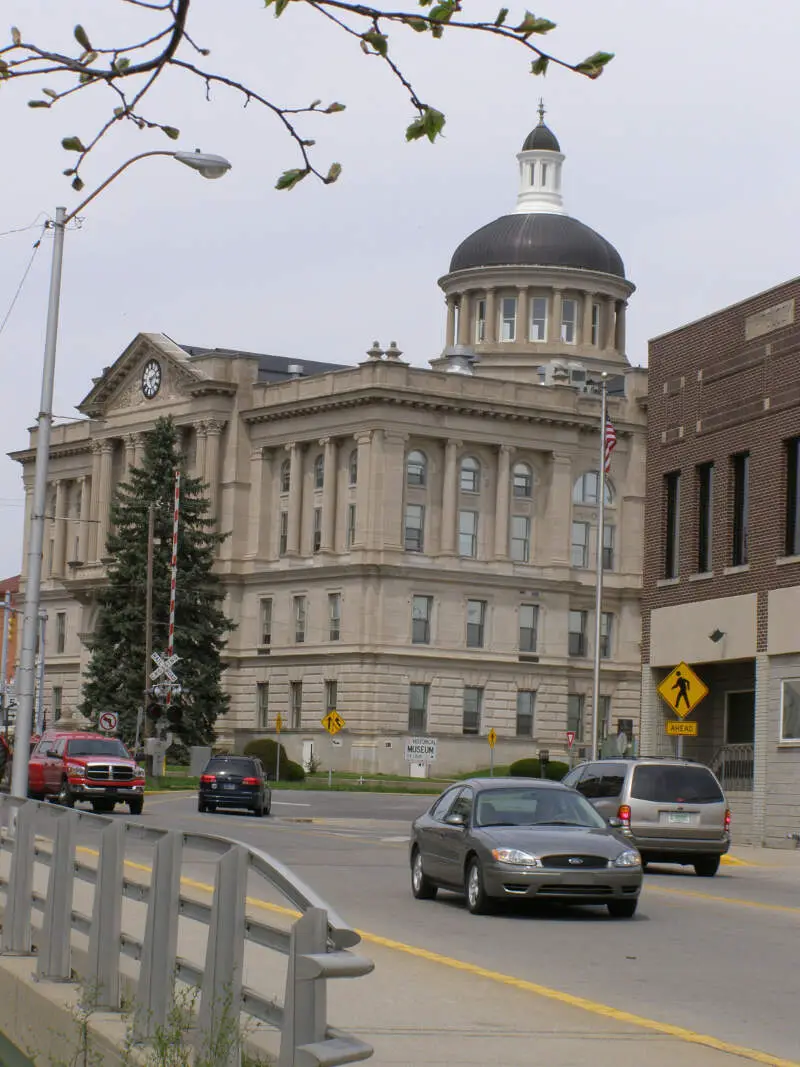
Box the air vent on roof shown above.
[287,363,304,379]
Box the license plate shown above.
[667,812,693,824]
[224,783,237,791]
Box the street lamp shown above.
[10,148,232,800]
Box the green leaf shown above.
[162,126,180,140]
[28,99,51,109]
[74,24,92,51]
[575,50,614,78]
[362,30,388,56]
[80,51,98,65]
[61,136,86,152]
[113,106,125,118]
[405,106,446,144]
[62,168,76,176]
[113,56,131,73]
[10,27,21,46]
[0,59,8,72]
[300,139,316,147]
[71,176,85,192]
[530,54,549,75]
[274,0,291,15]
[515,12,557,37]
[430,22,444,38]
[275,168,309,191]
[42,88,58,99]
[406,17,428,31]
[429,2,455,22]
[324,162,342,184]
[494,8,509,26]
[79,73,93,84]
[310,99,321,109]
[323,101,346,114]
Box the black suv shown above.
[198,755,272,816]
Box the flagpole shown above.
[591,373,608,761]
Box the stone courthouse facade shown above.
[12,112,647,774]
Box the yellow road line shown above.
[721,854,753,867]
[74,845,797,1067]
[648,883,800,915]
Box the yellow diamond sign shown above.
[657,662,709,720]
[487,728,497,749]
[321,710,346,736]
[275,712,283,734]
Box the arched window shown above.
[407,450,427,488]
[573,471,613,506]
[348,449,358,486]
[280,459,291,493]
[314,453,325,490]
[460,456,480,493]
[512,462,533,499]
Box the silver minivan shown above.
[562,758,730,877]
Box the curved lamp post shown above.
[10,149,232,801]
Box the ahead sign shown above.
[404,736,437,763]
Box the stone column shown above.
[485,289,497,343]
[321,436,338,553]
[124,434,137,481]
[96,440,114,560]
[440,439,461,555]
[286,442,304,555]
[604,296,616,350]
[195,423,208,481]
[548,453,573,564]
[614,300,627,354]
[517,288,530,344]
[457,293,471,345]
[353,431,372,548]
[247,447,265,558]
[549,289,563,344]
[493,445,514,559]
[89,441,102,561]
[752,653,770,846]
[639,666,660,758]
[77,475,90,564]
[445,298,456,346]
[582,292,595,346]
[52,480,66,578]
[204,420,224,522]
[381,432,408,549]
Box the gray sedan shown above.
[410,778,643,917]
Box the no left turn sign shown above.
[99,711,118,732]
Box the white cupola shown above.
[515,101,565,215]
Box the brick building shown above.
[641,277,800,847]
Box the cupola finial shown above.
[537,98,546,124]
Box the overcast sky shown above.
[0,0,798,577]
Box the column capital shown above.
[353,430,373,445]
[99,439,115,455]
[250,446,265,462]
[446,438,463,452]
[319,435,338,448]
[90,440,103,456]
[499,443,516,456]
[204,419,225,437]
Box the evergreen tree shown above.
[81,417,231,747]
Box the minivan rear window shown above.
[631,765,723,804]
[207,757,257,775]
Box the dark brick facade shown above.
[643,277,800,661]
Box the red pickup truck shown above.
[28,730,146,814]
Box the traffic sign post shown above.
[657,661,708,756]
[566,730,576,768]
[321,710,346,787]
[275,713,283,781]
[487,728,497,776]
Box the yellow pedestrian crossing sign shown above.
[487,728,497,749]
[657,662,708,719]
[275,712,283,734]
[322,709,346,735]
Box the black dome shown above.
[522,122,560,152]
[449,213,625,277]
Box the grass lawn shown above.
[146,766,460,795]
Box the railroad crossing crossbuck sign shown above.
[321,710,346,736]
[657,661,709,720]
[151,651,180,684]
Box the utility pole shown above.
[34,611,48,736]
[0,592,11,741]
[591,373,609,762]
[143,504,155,747]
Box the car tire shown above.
[694,856,720,878]
[252,802,264,817]
[57,779,75,808]
[263,800,271,816]
[465,857,492,915]
[27,790,44,802]
[198,800,207,813]
[128,798,144,816]
[410,848,437,900]
[607,899,638,919]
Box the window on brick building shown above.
[696,462,714,573]
[664,471,681,578]
[785,437,800,557]
[731,452,749,567]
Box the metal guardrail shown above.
[709,743,754,792]
[0,796,374,1067]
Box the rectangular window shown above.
[732,452,749,566]
[325,680,338,714]
[462,686,483,735]
[780,679,800,742]
[510,515,530,562]
[290,681,302,728]
[519,604,538,653]
[664,471,681,578]
[293,595,306,644]
[328,592,341,641]
[459,510,478,557]
[56,612,66,654]
[408,683,429,732]
[405,504,425,552]
[466,599,486,648]
[260,598,273,646]
[571,521,589,568]
[600,612,613,659]
[53,686,63,723]
[561,298,577,343]
[530,296,548,342]
[411,595,432,644]
[786,438,800,556]
[500,296,517,342]
[697,462,714,572]
[346,503,356,549]
[279,511,288,557]
[475,299,486,343]
[313,507,322,553]
[603,525,615,570]
[516,690,535,737]
[567,694,584,739]
[591,302,601,346]
[568,609,587,657]
[598,695,612,740]
[257,682,269,729]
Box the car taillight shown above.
[618,804,631,827]
[725,809,731,832]
[200,774,215,784]
[242,777,259,785]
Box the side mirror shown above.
[608,817,623,828]
[445,812,466,827]
[265,771,275,782]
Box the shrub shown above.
[509,757,570,781]
[243,737,306,781]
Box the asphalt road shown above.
[136,789,799,1065]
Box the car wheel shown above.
[607,899,638,919]
[694,856,720,878]
[465,857,492,915]
[263,800,271,816]
[252,802,264,817]
[198,799,207,813]
[410,848,437,900]
[128,798,144,816]
[57,779,75,808]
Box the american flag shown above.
[603,419,617,474]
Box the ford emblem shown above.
[568,857,583,865]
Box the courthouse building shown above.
[12,111,647,774]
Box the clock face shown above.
[141,359,162,399]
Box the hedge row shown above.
[243,738,305,781]
[509,757,570,781]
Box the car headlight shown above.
[134,766,146,778]
[491,848,543,867]
[66,762,86,778]
[613,850,642,868]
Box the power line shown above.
[0,226,46,342]
[0,213,49,239]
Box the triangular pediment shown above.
[77,333,206,418]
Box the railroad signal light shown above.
[146,703,163,722]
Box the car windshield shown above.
[631,765,724,804]
[66,738,130,758]
[206,758,257,775]
[474,787,607,829]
